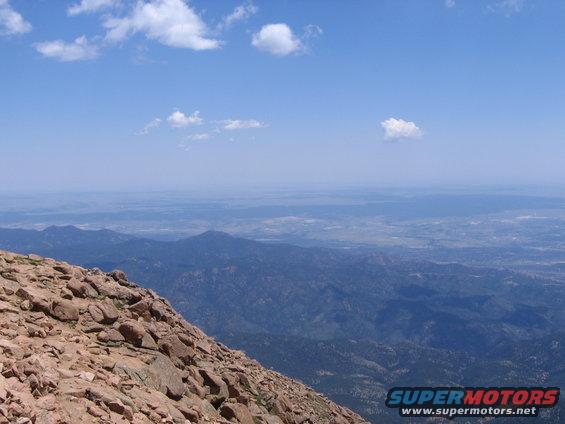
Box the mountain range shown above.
[0,226,563,422]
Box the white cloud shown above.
[136,118,162,135]
[177,141,191,151]
[489,0,526,15]
[0,0,32,36]
[104,0,219,50]
[251,23,302,56]
[445,0,456,8]
[67,0,119,16]
[303,24,323,39]
[218,2,257,31]
[381,118,423,140]
[178,133,210,151]
[34,36,100,62]
[167,110,203,128]
[219,119,266,130]
[186,133,210,140]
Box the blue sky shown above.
[1,0,564,191]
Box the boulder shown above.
[158,334,195,366]
[147,355,186,400]
[0,275,20,295]
[128,300,151,315]
[50,300,79,321]
[118,321,146,346]
[98,329,125,343]
[16,287,50,313]
[0,300,18,314]
[53,265,72,275]
[199,369,229,405]
[140,333,158,350]
[84,275,113,297]
[150,301,168,321]
[109,270,128,282]
[66,279,97,298]
[220,403,255,424]
[88,301,119,324]
[117,320,157,349]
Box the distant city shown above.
[2,187,565,280]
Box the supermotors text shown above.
[386,387,560,419]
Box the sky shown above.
[1,0,565,191]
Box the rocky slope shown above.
[0,250,367,424]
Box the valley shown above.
[1,223,563,422]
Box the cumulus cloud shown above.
[445,0,456,8]
[0,0,32,36]
[104,0,219,50]
[34,36,100,62]
[218,2,257,31]
[219,119,266,130]
[136,118,162,135]
[167,110,203,128]
[381,118,423,140]
[251,23,302,56]
[67,0,119,16]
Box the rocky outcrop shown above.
[0,250,368,424]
